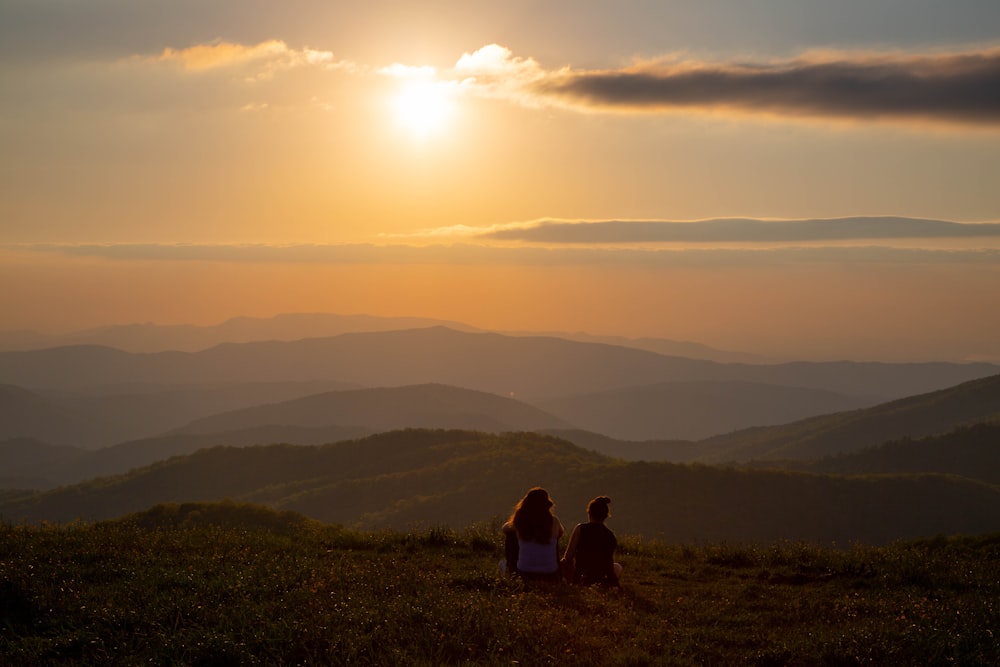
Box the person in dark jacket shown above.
[561,496,622,586]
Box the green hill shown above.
[788,422,1000,485]
[541,428,702,462]
[699,373,1000,462]
[3,429,999,545]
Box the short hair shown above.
[587,496,611,521]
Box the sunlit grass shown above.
[1,502,998,665]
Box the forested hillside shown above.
[3,429,998,545]
[771,422,1000,485]
[698,373,1000,461]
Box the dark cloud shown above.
[535,50,1000,125]
[482,217,1000,244]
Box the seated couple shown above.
[499,487,623,586]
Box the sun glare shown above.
[393,79,453,139]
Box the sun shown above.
[392,79,453,139]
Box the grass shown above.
[1,501,998,665]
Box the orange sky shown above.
[3,246,998,362]
[2,2,999,361]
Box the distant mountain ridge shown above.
[1,327,995,403]
[537,380,874,441]
[498,329,770,363]
[0,313,479,353]
[0,312,757,362]
[2,327,997,449]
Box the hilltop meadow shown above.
[2,502,999,666]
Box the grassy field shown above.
[2,501,998,665]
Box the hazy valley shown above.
[1,314,999,548]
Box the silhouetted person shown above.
[561,496,622,587]
[498,487,564,581]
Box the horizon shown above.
[2,2,999,362]
[3,308,1000,365]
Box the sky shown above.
[2,0,1000,361]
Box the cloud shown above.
[454,44,544,80]
[132,41,1000,127]
[451,45,1000,127]
[380,223,527,241]
[157,40,288,71]
[379,63,436,79]
[152,39,350,81]
[478,217,1000,244]
[8,242,1000,269]
[449,44,549,106]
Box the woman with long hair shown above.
[499,487,564,580]
[561,496,622,586]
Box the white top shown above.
[515,516,564,574]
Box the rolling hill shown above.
[0,437,88,488]
[0,384,113,447]
[169,383,571,435]
[0,383,569,489]
[698,373,1000,462]
[35,379,361,447]
[3,429,999,545]
[785,422,1000,486]
[0,425,372,491]
[537,380,874,441]
[540,429,703,462]
[5,370,1000,489]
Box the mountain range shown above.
[1,314,998,545]
[2,372,998,493]
[1,326,997,452]
[0,312,760,362]
[2,327,995,401]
